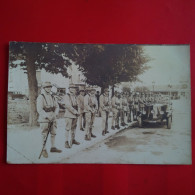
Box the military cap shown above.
[86,87,92,91]
[91,88,96,92]
[104,88,109,92]
[42,81,52,88]
[79,86,85,92]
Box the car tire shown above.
[167,116,171,129]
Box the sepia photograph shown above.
[7,42,191,164]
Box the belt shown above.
[43,107,55,112]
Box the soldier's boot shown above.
[65,141,71,149]
[42,149,48,158]
[105,130,109,134]
[117,125,120,129]
[102,130,105,136]
[50,147,62,153]
[121,123,125,126]
[111,126,115,130]
[85,135,91,141]
[73,140,80,145]
[80,128,84,131]
[91,133,96,138]
[90,127,96,138]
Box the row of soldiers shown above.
[37,81,161,158]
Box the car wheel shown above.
[167,116,171,129]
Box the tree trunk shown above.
[26,57,38,126]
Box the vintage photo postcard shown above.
[7,42,191,164]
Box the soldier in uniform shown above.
[99,88,111,136]
[77,87,86,131]
[84,87,98,140]
[63,84,80,149]
[127,92,133,123]
[120,92,128,126]
[111,91,120,130]
[133,93,139,121]
[37,81,62,158]
[139,93,146,112]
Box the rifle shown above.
[38,120,53,159]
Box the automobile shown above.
[137,102,173,129]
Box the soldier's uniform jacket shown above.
[84,94,98,113]
[63,93,78,118]
[121,97,128,112]
[37,91,59,122]
[139,96,145,108]
[127,96,134,108]
[111,96,120,111]
[77,94,85,114]
[133,96,139,109]
[99,94,110,112]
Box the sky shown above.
[135,45,190,86]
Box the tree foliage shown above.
[65,44,150,88]
[9,42,73,76]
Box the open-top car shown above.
[137,102,173,129]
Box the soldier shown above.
[125,92,131,123]
[84,87,98,140]
[117,92,122,126]
[111,91,120,130]
[37,81,62,158]
[139,93,146,112]
[63,84,80,149]
[145,93,151,104]
[120,92,128,126]
[133,93,139,121]
[77,88,86,131]
[127,92,133,123]
[99,88,111,136]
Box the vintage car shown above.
[137,102,173,129]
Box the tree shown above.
[9,42,71,126]
[71,44,150,92]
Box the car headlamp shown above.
[151,110,154,114]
